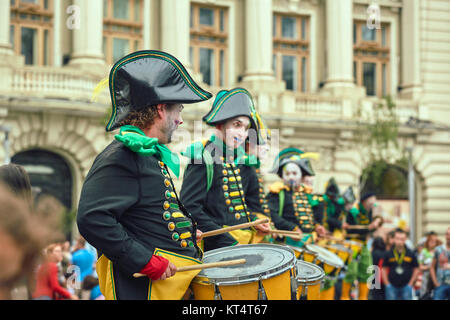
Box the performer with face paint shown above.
[240,113,274,244]
[180,88,270,252]
[77,51,211,300]
[266,148,327,247]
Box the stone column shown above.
[53,0,62,67]
[160,0,190,69]
[242,0,274,82]
[0,0,13,56]
[240,0,284,107]
[323,0,354,91]
[143,0,151,49]
[399,0,422,100]
[69,0,105,70]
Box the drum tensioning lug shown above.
[258,278,267,300]
[299,285,308,300]
[213,283,222,300]
[290,269,298,300]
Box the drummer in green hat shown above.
[180,88,270,252]
[77,50,212,300]
[239,111,275,244]
[266,148,327,247]
[341,190,383,300]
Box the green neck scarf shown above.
[323,194,345,218]
[115,125,180,178]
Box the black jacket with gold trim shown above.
[77,140,200,300]
[180,140,258,252]
[266,182,322,233]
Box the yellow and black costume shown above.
[180,88,263,251]
[77,50,212,300]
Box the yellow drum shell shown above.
[305,244,344,278]
[326,244,353,265]
[192,268,293,300]
[296,260,325,300]
[191,244,296,300]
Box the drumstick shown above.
[346,225,370,230]
[268,229,301,236]
[132,258,247,278]
[201,218,269,238]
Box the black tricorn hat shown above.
[360,191,376,202]
[325,177,340,198]
[105,50,212,132]
[342,186,356,204]
[298,158,315,177]
[203,88,257,129]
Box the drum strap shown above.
[278,189,285,217]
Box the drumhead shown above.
[305,244,344,268]
[197,244,296,285]
[328,244,352,254]
[296,260,325,284]
[288,246,318,257]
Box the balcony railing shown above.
[7,65,109,103]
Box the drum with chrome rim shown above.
[296,260,325,300]
[289,246,318,263]
[305,244,344,277]
[191,244,297,300]
[325,244,353,266]
[342,240,363,258]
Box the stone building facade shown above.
[0,0,449,240]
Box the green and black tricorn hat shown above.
[96,50,213,132]
[325,177,340,198]
[342,186,356,204]
[203,87,258,131]
[271,147,318,178]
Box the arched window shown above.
[12,149,73,210]
[360,162,408,200]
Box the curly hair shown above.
[117,105,159,130]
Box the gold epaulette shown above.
[269,181,287,194]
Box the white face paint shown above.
[282,162,302,188]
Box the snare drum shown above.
[296,260,325,300]
[342,240,363,258]
[288,246,318,263]
[305,244,344,277]
[191,244,297,300]
[325,244,353,265]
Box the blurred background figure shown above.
[0,184,44,300]
[81,275,104,300]
[0,164,33,207]
[430,227,450,300]
[369,236,387,300]
[417,231,440,299]
[382,228,420,300]
[32,243,78,300]
[71,236,95,298]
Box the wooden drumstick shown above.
[346,225,370,230]
[201,218,270,238]
[268,230,301,236]
[132,258,247,278]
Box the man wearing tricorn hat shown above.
[77,50,212,300]
[180,88,270,252]
[319,177,348,236]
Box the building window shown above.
[190,3,228,87]
[273,13,310,92]
[103,0,143,65]
[353,21,390,97]
[10,0,53,66]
